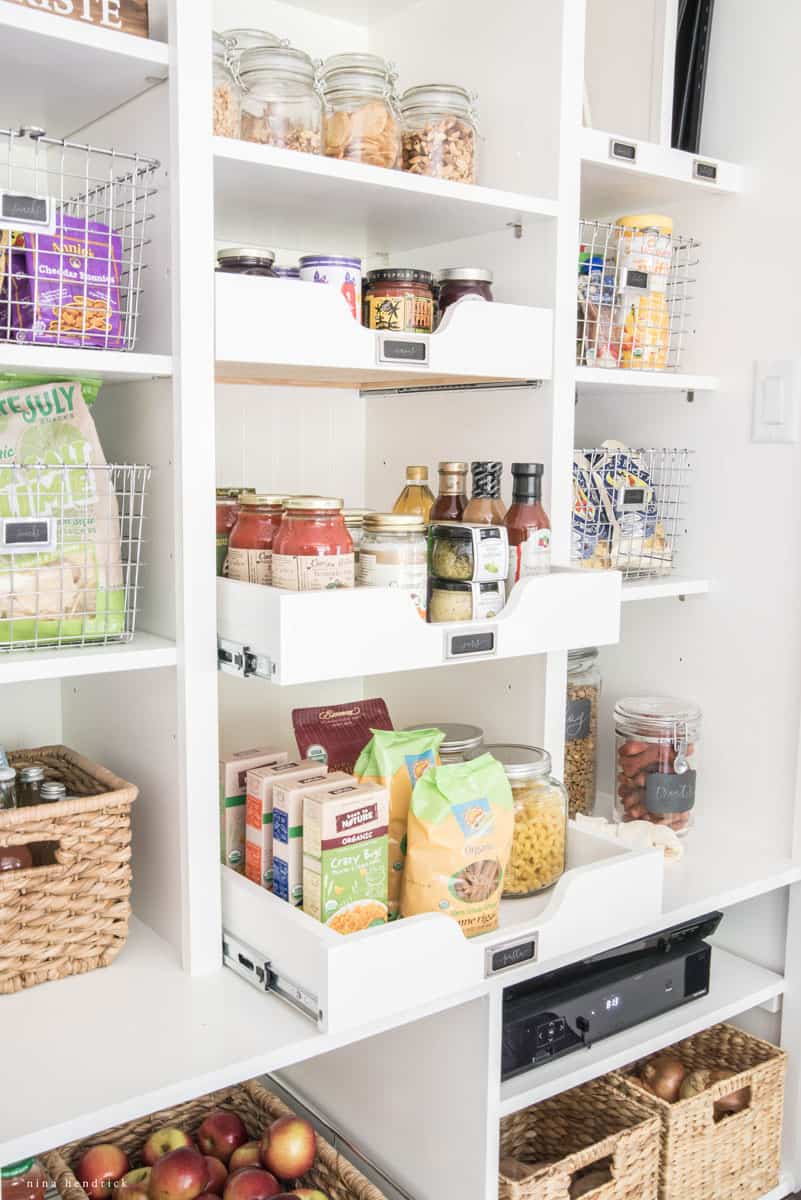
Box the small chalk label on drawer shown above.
[609,138,637,162]
[377,334,429,365]
[2,518,54,552]
[0,191,55,233]
[693,160,718,182]
[445,629,498,660]
[486,936,538,976]
[645,769,697,814]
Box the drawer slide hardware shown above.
[223,931,320,1023]
[217,638,272,680]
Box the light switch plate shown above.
[752,359,801,443]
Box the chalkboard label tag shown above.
[377,334,429,366]
[566,697,592,742]
[486,936,538,976]
[0,191,55,234]
[645,769,697,815]
[693,160,719,183]
[445,628,498,660]
[609,139,637,163]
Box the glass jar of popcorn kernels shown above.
[485,744,568,897]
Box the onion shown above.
[640,1055,687,1103]
[708,1068,751,1118]
[679,1068,715,1100]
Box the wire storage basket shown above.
[0,462,151,652]
[572,446,693,579]
[0,127,159,351]
[577,218,699,372]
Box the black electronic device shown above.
[501,912,722,1081]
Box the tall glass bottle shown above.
[430,461,468,522]
[462,461,506,524]
[504,462,551,585]
[392,465,435,523]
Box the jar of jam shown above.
[228,494,286,586]
[216,247,277,276]
[438,268,494,319]
[272,497,355,591]
[363,269,434,333]
[1,1160,50,1200]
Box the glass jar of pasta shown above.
[485,744,568,897]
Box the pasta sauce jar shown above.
[272,497,355,591]
[363,268,434,333]
[227,494,286,586]
[1,1161,50,1200]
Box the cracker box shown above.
[245,759,328,891]
[219,748,288,872]
[271,770,351,906]
[303,780,389,934]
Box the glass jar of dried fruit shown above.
[400,84,478,184]
[239,46,322,155]
[320,53,401,169]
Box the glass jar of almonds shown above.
[239,46,322,154]
[320,53,401,169]
[400,84,478,184]
[565,647,600,818]
[485,744,568,897]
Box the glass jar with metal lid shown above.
[228,494,286,587]
[239,46,322,154]
[320,53,401,168]
[400,84,478,183]
[358,513,428,619]
[343,509,372,560]
[216,247,276,276]
[484,744,568,896]
[40,781,67,802]
[437,268,494,320]
[272,497,355,591]
[565,648,600,818]
[0,766,16,810]
[430,522,509,583]
[17,766,45,808]
[363,269,434,333]
[614,697,701,835]
[213,32,242,138]
[219,27,285,73]
[404,723,484,763]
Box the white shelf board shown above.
[499,946,785,1116]
[217,567,621,686]
[213,137,559,252]
[580,126,744,214]
[621,576,711,602]
[762,1176,795,1200]
[0,344,172,384]
[0,632,177,684]
[216,274,553,388]
[0,915,487,1164]
[0,2,168,137]
[575,365,719,392]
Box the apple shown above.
[143,1128,194,1167]
[260,1118,316,1183]
[197,1112,249,1164]
[228,1145,261,1173]
[293,1192,329,1200]
[222,1167,281,1200]
[77,1145,130,1199]
[149,1148,210,1200]
[203,1159,228,1197]
[123,1170,152,1189]
[272,1195,301,1199]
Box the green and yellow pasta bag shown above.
[401,754,514,938]
[354,727,444,917]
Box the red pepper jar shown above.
[272,497,355,591]
[1,1161,50,1200]
[228,494,286,586]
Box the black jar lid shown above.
[366,268,433,287]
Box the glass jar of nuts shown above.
[614,697,701,836]
[565,647,600,818]
[320,53,401,169]
[485,744,568,897]
[212,32,241,138]
[239,46,322,154]
[400,84,478,184]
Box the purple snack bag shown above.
[11,213,124,349]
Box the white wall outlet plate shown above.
[752,359,801,443]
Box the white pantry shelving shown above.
[575,365,719,392]
[0,345,172,384]
[216,274,553,388]
[621,576,711,602]
[0,633,177,685]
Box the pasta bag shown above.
[401,754,514,938]
[354,727,444,918]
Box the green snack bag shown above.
[401,754,514,938]
[354,726,445,918]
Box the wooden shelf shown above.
[499,947,785,1116]
[576,366,719,392]
[0,345,172,384]
[0,1,168,137]
[0,633,177,685]
[213,137,559,253]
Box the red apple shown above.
[143,1128,194,1167]
[293,1192,328,1200]
[229,1145,262,1173]
[223,1167,281,1200]
[149,1148,210,1200]
[272,1195,301,1199]
[77,1144,130,1199]
[197,1112,248,1164]
[203,1158,228,1197]
[260,1118,316,1183]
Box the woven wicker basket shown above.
[0,744,137,995]
[611,1023,787,1200]
[499,1076,661,1200]
[44,1080,387,1200]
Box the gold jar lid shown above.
[364,513,426,532]
[343,508,373,526]
[284,496,344,511]
[239,493,287,506]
